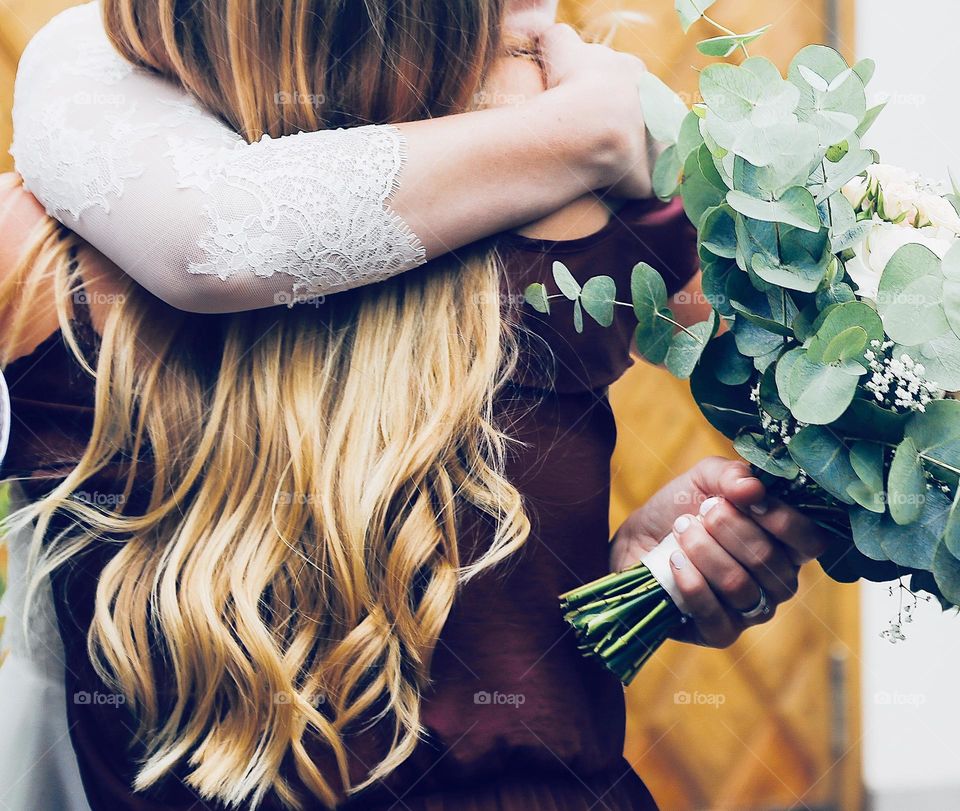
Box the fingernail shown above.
[750,502,769,516]
[670,550,687,570]
[673,515,692,534]
[699,496,722,517]
[737,476,758,487]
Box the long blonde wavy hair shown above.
[1,0,531,807]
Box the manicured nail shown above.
[750,502,769,516]
[674,515,692,534]
[699,496,722,517]
[670,550,687,570]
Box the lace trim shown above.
[10,1,427,301]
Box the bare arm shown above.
[12,8,652,313]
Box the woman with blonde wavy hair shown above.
[0,0,831,809]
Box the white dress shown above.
[1,3,438,809]
[10,2,427,314]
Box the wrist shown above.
[532,84,630,190]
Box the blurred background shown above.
[1,1,958,810]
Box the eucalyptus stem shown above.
[656,311,702,341]
[702,13,751,58]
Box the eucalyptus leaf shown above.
[727,187,822,232]
[856,102,887,138]
[849,440,886,513]
[943,487,960,559]
[524,283,550,315]
[553,261,581,301]
[786,351,861,424]
[806,301,883,366]
[905,399,960,479]
[665,311,717,379]
[788,46,866,146]
[933,540,960,606]
[938,240,960,339]
[653,144,682,200]
[700,205,738,259]
[580,276,617,327]
[759,364,791,420]
[877,242,949,346]
[787,425,858,504]
[879,488,950,570]
[682,145,729,228]
[894,334,960,391]
[631,262,668,316]
[573,300,584,334]
[774,347,803,409]
[696,26,771,58]
[734,432,800,479]
[690,364,761,437]
[853,58,876,86]
[639,72,690,145]
[888,437,925,525]
[678,111,705,163]
[676,0,717,32]
[850,507,886,560]
[704,331,755,385]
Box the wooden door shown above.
[558,2,862,809]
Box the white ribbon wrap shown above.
[639,531,693,616]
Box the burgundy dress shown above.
[2,198,698,810]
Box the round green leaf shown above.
[727,187,822,233]
[877,242,949,346]
[553,261,581,301]
[787,425,858,504]
[665,311,717,380]
[734,432,800,479]
[888,437,925,525]
[524,283,550,315]
[580,276,617,328]
[696,26,771,58]
[932,540,960,607]
[786,352,861,424]
[639,72,690,145]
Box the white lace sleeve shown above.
[10,2,426,313]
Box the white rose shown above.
[842,175,869,209]
[917,193,960,235]
[845,221,956,301]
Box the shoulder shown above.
[0,174,125,362]
[0,173,50,280]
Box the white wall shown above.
[856,3,960,808]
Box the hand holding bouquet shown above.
[528,1,960,683]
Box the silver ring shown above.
[739,587,771,621]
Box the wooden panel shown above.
[556,2,863,809]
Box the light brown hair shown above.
[2,0,530,807]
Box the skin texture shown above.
[610,458,830,648]
[391,22,655,258]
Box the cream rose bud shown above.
[918,194,960,235]
[846,222,956,302]
[842,176,869,210]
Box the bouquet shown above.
[528,1,960,684]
